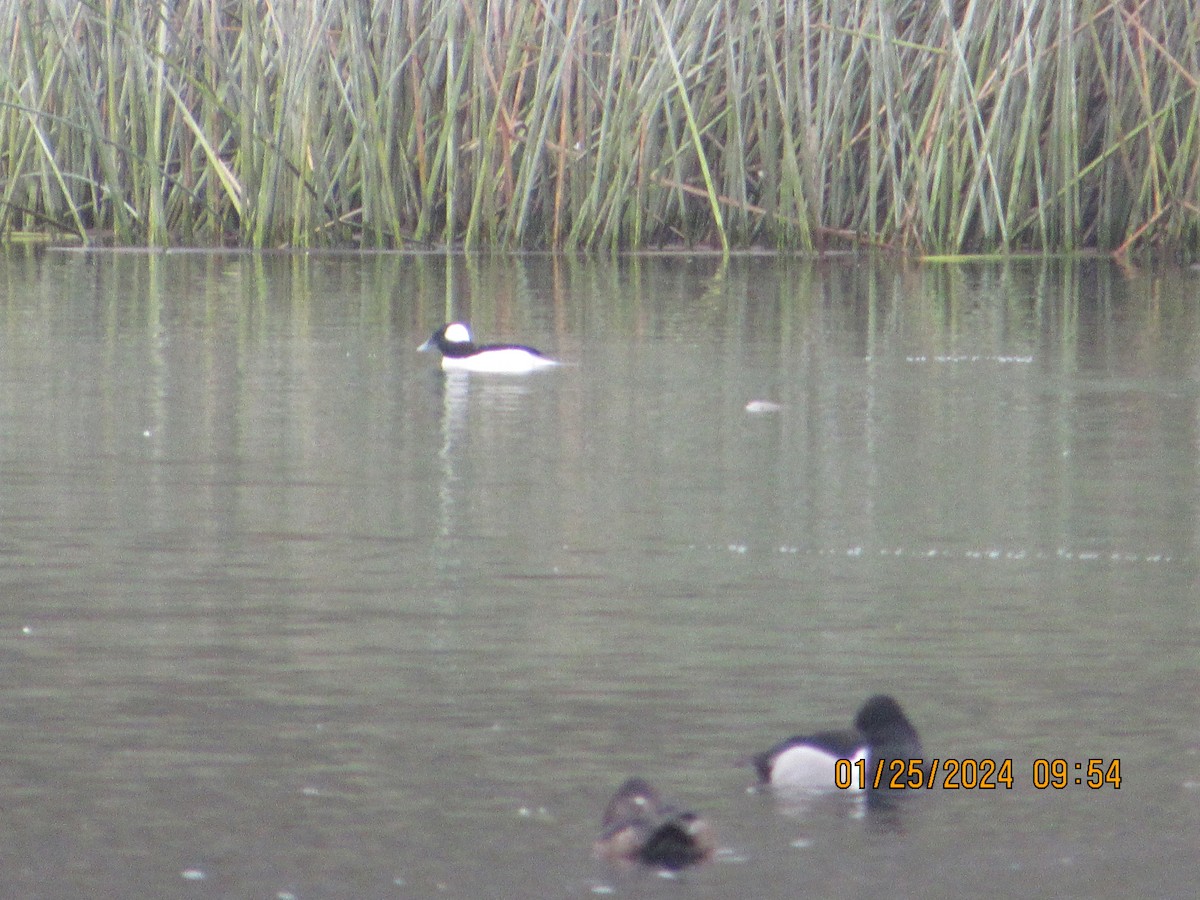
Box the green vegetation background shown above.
[2,1,1197,255]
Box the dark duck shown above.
[593,777,716,871]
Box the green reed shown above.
[0,0,1197,255]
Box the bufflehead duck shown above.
[593,777,716,871]
[418,322,559,373]
[753,694,922,805]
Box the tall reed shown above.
[0,0,1197,254]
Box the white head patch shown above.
[443,322,472,344]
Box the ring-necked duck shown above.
[753,694,922,805]
[418,322,559,373]
[593,777,716,871]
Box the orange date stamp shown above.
[835,758,1122,790]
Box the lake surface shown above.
[0,249,1197,898]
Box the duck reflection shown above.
[435,369,533,539]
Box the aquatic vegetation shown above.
[1,1,1197,255]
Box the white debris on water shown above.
[744,399,783,413]
[878,354,1036,364]
[710,543,1171,563]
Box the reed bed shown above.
[1,0,1197,254]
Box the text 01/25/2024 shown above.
[834,758,1122,790]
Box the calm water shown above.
[0,249,1197,898]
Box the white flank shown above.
[442,349,559,374]
[770,745,866,791]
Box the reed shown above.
[0,0,1196,255]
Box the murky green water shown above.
[0,249,1197,898]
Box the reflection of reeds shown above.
[2,1,1197,254]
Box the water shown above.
[0,249,1197,898]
